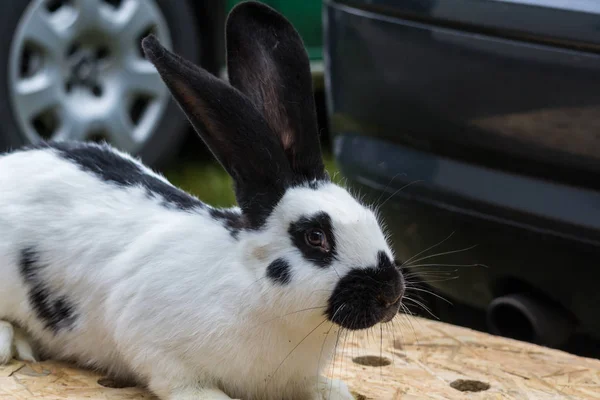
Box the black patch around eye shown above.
[266,258,292,285]
[19,247,77,333]
[209,208,245,239]
[33,141,206,212]
[288,212,336,268]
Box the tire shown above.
[0,0,201,168]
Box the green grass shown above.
[164,154,340,208]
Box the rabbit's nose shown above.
[379,293,403,309]
[379,288,403,324]
[376,265,405,309]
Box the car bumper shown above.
[325,0,600,342]
[335,133,600,340]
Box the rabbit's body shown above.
[0,142,372,400]
[0,143,344,399]
[0,2,405,399]
[0,145,346,398]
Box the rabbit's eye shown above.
[305,228,329,251]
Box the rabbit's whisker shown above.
[267,318,328,385]
[407,276,460,285]
[403,296,439,320]
[404,273,458,282]
[399,303,417,339]
[377,179,423,209]
[250,306,328,330]
[405,269,458,276]
[380,324,384,382]
[373,172,407,207]
[400,231,455,266]
[342,328,352,391]
[316,322,335,393]
[242,276,267,291]
[405,286,453,305]
[402,245,479,267]
[329,318,348,400]
[405,262,488,269]
[327,312,351,396]
[317,303,346,388]
[387,318,399,370]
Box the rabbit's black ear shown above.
[142,35,292,229]
[226,1,327,184]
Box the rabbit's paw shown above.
[0,321,12,364]
[317,377,354,400]
[170,388,234,400]
[150,379,236,400]
[0,321,36,364]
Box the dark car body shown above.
[324,0,600,356]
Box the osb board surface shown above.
[336,318,600,399]
[1,317,599,400]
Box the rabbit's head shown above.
[142,1,404,331]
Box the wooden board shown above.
[1,317,599,399]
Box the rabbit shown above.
[0,2,405,399]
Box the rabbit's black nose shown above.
[375,253,405,306]
[376,272,404,323]
[326,251,406,330]
[378,293,403,309]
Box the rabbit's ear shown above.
[142,35,293,229]
[226,2,327,184]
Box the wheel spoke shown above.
[124,0,158,39]
[21,9,65,54]
[54,115,89,142]
[106,0,158,40]
[72,0,104,29]
[14,75,61,121]
[103,107,138,152]
[122,59,166,97]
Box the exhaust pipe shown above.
[486,293,574,348]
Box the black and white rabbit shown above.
[0,2,405,399]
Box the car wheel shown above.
[0,0,201,168]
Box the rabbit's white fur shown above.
[0,144,389,399]
[0,3,405,398]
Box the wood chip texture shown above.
[1,317,599,399]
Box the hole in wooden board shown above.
[351,391,368,400]
[97,377,136,389]
[352,355,391,367]
[450,379,490,392]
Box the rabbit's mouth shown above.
[380,297,403,323]
[325,252,405,330]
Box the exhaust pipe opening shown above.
[487,293,574,348]
[488,301,535,343]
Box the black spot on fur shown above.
[289,212,336,268]
[209,208,245,239]
[39,141,205,211]
[266,258,292,285]
[327,251,405,330]
[19,247,77,333]
[19,247,38,278]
